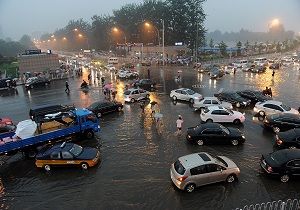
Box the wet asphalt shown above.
[1,63,300,210]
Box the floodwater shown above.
[1,63,300,210]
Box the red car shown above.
[0,117,13,126]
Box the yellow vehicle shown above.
[35,142,100,171]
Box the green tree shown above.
[236,41,242,56]
[218,41,227,56]
[19,35,35,48]
[276,42,281,52]
[209,38,214,48]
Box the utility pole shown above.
[195,23,199,63]
[162,19,165,66]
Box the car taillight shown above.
[177,176,188,182]
[187,135,191,139]
[267,166,273,173]
[276,139,283,145]
[6,122,12,125]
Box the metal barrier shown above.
[235,199,300,210]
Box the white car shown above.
[117,70,138,79]
[200,106,245,124]
[124,88,149,103]
[170,88,203,104]
[193,97,233,111]
[253,100,299,116]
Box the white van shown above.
[233,60,248,68]
[108,57,118,65]
[254,57,268,66]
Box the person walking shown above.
[147,68,151,79]
[65,81,70,93]
[272,69,275,77]
[175,115,184,136]
[139,100,145,113]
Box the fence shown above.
[235,199,300,210]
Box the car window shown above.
[174,160,186,175]
[175,90,182,94]
[212,100,219,105]
[133,90,139,94]
[219,110,229,115]
[281,104,291,111]
[201,129,215,135]
[61,151,73,159]
[213,129,223,135]
[203,100,211,104]
[220,125,230,135]
[50,151,61,159]
[139,89,146,93]
[186,89,195,95]
[206,164,219,173]
[190,165,207,175]
[124,90,131,95]
[86,114,97,123]
[273,105,284,111]
[264,104,274,109]
[211,110,220,115]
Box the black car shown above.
[276,129,300,149]
[263,113,300,133]
[87,101,123,118]
[209,67,224,79]
[269,63,280,69]
[214,92,251,108]
[260,149,300,182]
[186,123,245,146]
[236,90,271,103]
[134,79,156,91]
[25,77,50,90]
[250,66,266,73]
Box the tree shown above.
[276,42,281,52]
[209,38,214,48]
[218,41,227,56]
[236,41,242,56]
[19,35,35,48]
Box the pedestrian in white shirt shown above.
[176,115,184,136]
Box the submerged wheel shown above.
[197,139,204,146]
[226,174,236,183]
[231,139,239,146]
[206,119,213,123]
[130,98,135,103]
[233,119,241,125]
[44,164,51,172]
[81,163,89,170]
[172,96,177,101]
[185,184,196,193]
[280,174,289,183]
[85,130,94,139]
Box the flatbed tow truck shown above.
[0,108,100,157]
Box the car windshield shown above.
[124,90,131,95]
[281,103,291,111]
[220,125,230,135]
[225,108,234,114]
[174,160,186,175]
[88,103,100,110]
[213,156,228,168]
[69,144,83,156]
[186,89,195,95]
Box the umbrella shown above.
[104,83,112,90]
[150,101,158,105]
[15,120,37,139]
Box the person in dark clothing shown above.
[272,69,275,77]
[65,81,70,93]
[147,68,150,79]
[140,101,145,113]
[81,80,88,88]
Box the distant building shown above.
[18,49,59,74]
[129,45,188,58]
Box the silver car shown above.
[193,97,233,111]
[124,88,150,103]
[170,152,240,192]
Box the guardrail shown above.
[235,199,300,210]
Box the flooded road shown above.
[1,64,300,210]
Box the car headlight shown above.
[242,135,245,139]
[243,101,247,105]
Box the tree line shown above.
[39,0,206,51]
[0,35,35,58]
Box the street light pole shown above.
[162,19,165,66]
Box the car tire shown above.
[226,174,236,183]
[130,98,135,103]
[259,111,265,116]
[197,139,204,146]
[280,174,289,183]
[44,164,51,172]
[185,183,196,193]
[233,119,241,125]
[81,162,89,170]
[231,139,239,146]
[85,130,94,139]
[273,127,280,133]
[117,107,122,112]
[206,119,213,123]
[172,96,177,101]
[97,112,102,118]
[189,98,194,104]
[236,102,241,108]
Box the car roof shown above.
[272,149,300,163]
[203,97,218,100]
[207,105,225,111]
[38,142,74,157]
[176,88,191,91]
[195,123,222,130]
[270,113,300,119]
[262,100,283,105]
[179,152,215,169]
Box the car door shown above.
[132,90,140,100]
[219,110,231,122]
[210,110,221,122]
[263,104,276,115]
[181,90,189,101]
[205,164,226,183]
[61,151,75,166]
[200,129,214,143]
[212,128,226,144]
[281,118,296,131]
[189,165,211,187]
[286,160,300,176]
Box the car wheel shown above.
[233,119,241,124]
[226,174,236,183]
[117,106,122,112]
[85,130,94,139]
[273,127,280,133]
[30,85,34,89]
[280,174,289,183]
[44,164,51,172]
[172,95,177,101]
[197,139,204,146]
[130,98,135,103]
[206,119,213,123]
[231,139,239,146]
[146,94,150,99]
[189,98,194,104]
[288,146,297,149]
[81,162,89,170]
[236,102,241,108]
[185,184,196,193]
[259,111,265,116]
[97,112,102,118]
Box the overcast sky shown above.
[0,0,299,40]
